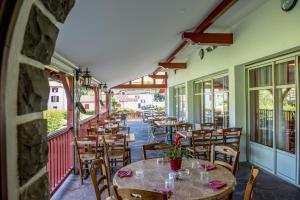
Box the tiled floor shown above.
[51,120,300,200]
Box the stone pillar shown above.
[2,0,75,199]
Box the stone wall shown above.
[3,0,74,199]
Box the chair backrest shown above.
[87,127,97,136]
[118,126,130,135]
[142,143,170,160]
[191,130,213,149]
[90,158,110,200]
[167,116,177,121]
[112,185,168,200]
[222,127,242,151]
[175,123,193,132]
[201,122,217,130]
[244,167,259,200]
[104,134,128,165]
[75,136,99,159]
[210,144,239,175]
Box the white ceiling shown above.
[55,0,268,88]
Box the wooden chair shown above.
[103,135,129,176]
[186,130,212,160]
[90,158,111,200]
[222,127,242,151]
[87,127,98,136]
[201,122,217,130]
[112,185,168,200]
[243,166,259,200]
[74,136,99,184]
[210,144,239,175]
[142,143,170,160]
[175,123,193,132]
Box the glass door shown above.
[247,56,299,184]
[274,59,297,183]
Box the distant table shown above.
[113,158,236,200]
[154,120,179,144]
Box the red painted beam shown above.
[164,0,238,63]
[182,33,233,45]
[148,74,168,79]
[113,84,167,89]
[158,62,187,69]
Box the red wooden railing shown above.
[48,127,73,195]
[47,113,108,195]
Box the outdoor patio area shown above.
[51,121,300,200]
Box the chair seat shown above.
[80,154,97,161]
[109,152,124,160]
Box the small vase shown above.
[169,157,182,171]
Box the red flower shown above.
[175,135,181,150]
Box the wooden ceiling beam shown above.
[113,84,167,89]
[148,74,168,79]
[158,62,187,69]
[164,0,238,63]
[182,32,233,45]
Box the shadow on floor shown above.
[51,120,300,200]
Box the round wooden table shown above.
[113,158,236,200]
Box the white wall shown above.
[167,0,300,162]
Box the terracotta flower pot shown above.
[169,157,182,171]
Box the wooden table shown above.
[154,120,179,144]
[113,158,236,200]
[75,133,136,145]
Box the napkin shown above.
[209,180,226,189]
[198,164,217,171]
[117,170,133,178]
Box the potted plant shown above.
[167,135,188,171]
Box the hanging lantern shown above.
[82,68,91,87]
[103,83,108,93]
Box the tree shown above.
[154,93,165,102]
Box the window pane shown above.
[250,89,273,147]
[204,80,212,93]
[204,93,213,123]
[249,65,272,87]
[275,88,296,154]
[214,92,229,128]
[275,60,295,85]
[194,82,202,94]
[194,94,201,123]
[213,77,224,92]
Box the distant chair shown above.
[90,158,111,200]
[210,144,239,176]
[142,143,170,160]
[87,127,97,136]
[243,166,259,200]
[74,136,99,184]
[103,135,129,177]
[187,130,212,160]
[201,122,217,130]
[222,127,242,151]
[175,123,193,132]
[112,185,168,200]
